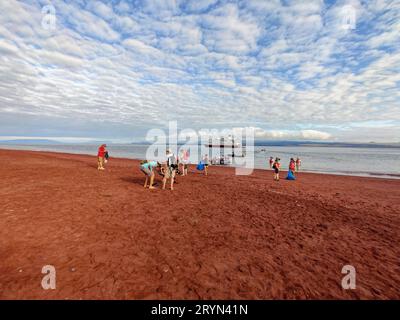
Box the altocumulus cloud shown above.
[0,0,399,142]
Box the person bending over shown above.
[140,160,158,189]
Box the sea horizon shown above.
[1,143,399,180]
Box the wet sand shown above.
[0,149,399,299]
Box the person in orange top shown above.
[97,144,107,170]
[272,157,281,181]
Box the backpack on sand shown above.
[196,162,205,171]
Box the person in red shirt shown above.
[289,158,296,173]
[97,144,107,170]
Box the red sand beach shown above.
[0,149,399,299]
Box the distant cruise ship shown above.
[204,135,245,157]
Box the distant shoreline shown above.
[1,146,399,180]
[1,140,400,149]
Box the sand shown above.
[0,149,399,299]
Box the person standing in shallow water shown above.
[97,144,107,170]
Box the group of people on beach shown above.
[97,143,210,190]
[98,144,301,186]
[139,149,209,191]
[269,156,301,181]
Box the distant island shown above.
[0,139,63,145]
[1,139,399,149]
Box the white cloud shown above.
[232,128,332,140]
[185,0,218,13]
[0,0,399,142]
[0,39,19,55]
[201,3,261,55]
[64,4,120,41]
[86,1,114,20]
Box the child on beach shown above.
[272,158,281,181]
[97,144,107,170]
[140,160,158,189]
[104,151,109,164]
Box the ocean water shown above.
[1,143,399,179]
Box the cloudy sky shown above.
[0,0,399,143]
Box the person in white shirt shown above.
[162,149,176,190]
